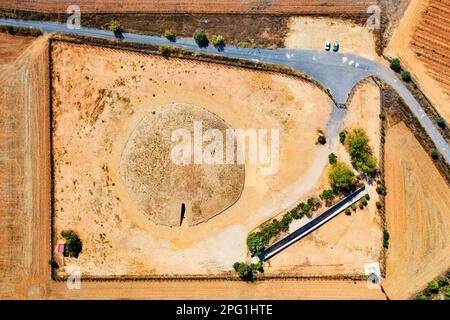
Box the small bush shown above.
[158,45,170,57]
[344,208,351,216]
[317,134,327,145]
[383,229,389,249]
[431,150,439,160]
[212,34,225,47]
[415,294,427,301]
[390,58,401,72]
[328,153,337,165]
[379,112,385,121]
[444,287,450,298]
[401,70,412,81]
[320,189,335,202]
[328,161,356,193]
[339,131,346,144]
[233,262,256,281]
[376,201,382,209]
[346,128,377,174]
[163,30,176,41]
[376,186,386,195]
[351,204,357,211]
[193,31,209,47]
[361,199,368,206]
[61,231,82,258]
[247,232,266,256]
[109,20,123,33]
[365,194,370,201]
[439,277,449,287]
[426,280,440,294]
[437,117,446,129]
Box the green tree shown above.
[109,20,123,34]
[61,231,82,258]
[346,128,377,174]
[339,131,346,143]
[383,229,390,249]
[233,262,256,281]
[328,153,337,165]
[163,29,176,41]
[439,277,449,287]
[317,134,327,145]
[390,58,401,72]
[401,70,411,81]
[431,149,439,160]
[437,116,446,129]
[344,208,351,216]
[426,280,440,294]
[247,232,266,256]
[328,161,356,193]
[193,31,208,47]
[211,34,225,47]
[320,189,335,201]
[379,112,386,121]
[158,45,170,57]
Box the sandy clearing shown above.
[51,42,334,277]
[385,0,450,122]
[284,17,379,60]
[383,122,450,300]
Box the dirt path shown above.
[383,122,450,299]
[47,279,385,300]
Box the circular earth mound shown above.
[119,103,245,227]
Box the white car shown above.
[325,40,331,51]
[333,41,340,52]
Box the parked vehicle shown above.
[333,41,340,52]
[325,40,331,51]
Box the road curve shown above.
[0,18,448,163]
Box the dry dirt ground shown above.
[264,80,383,277]
[52,41,336,277]
[0,0,377,14]
[0,33,35,74]
[383,121,450,300]
[0,34,50,299]
[284,16,379,60]
[385,0,450,122]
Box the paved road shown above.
[259,187,366,261]
[1,18,448,163]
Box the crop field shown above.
[386,0,450,122]
[0,35,50,299]
[383,120,450,299]
[0,0,377,14]
[412,0,450,94]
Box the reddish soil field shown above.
[411,0,450,94]
[0,0,376,14]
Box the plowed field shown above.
[0,0,376,14]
